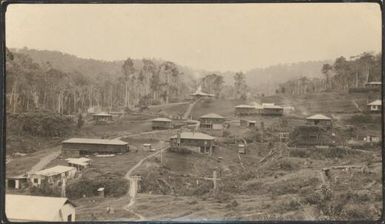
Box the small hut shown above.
[306,114,332,130]
[93,112,113,124]
[367,100,382,113]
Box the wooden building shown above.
[306,114,332,130]
[199,113,225,130]
[151,118,173,130]
[169,132,215,154]
[62,138,129,157]
[65,157,91,171]
[234,105,257,116]
[6,194,76,222]
[367,100,382,113]
[93,112,113,124]
[365,81,382,89]
[6,175,28,190]
[261,103,284,116]
[27,165,76,187]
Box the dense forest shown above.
[6,48,194,114]
[277,52,381,95]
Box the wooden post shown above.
[61,177,66,197]
[160,149,163,166]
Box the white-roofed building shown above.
[27,165,76,187]
[65,157,92,171]
[62,138,129,157]
[306,114,332,130]
[199,113,226,130]
[367,100,382,112]
[170,131,215,154]
[6,194,76,222]
[365,81,382,89]
[151,117,173,130]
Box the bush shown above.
[289,148,309,158]
[348,114,376,124]
[8,112,75,137]
[66,173,128,199]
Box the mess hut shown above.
[62,138,129,157]
[151,118,173,130]
[169,131,215,154]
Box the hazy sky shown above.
[6,3,381,71]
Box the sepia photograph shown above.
[3,2,383,222]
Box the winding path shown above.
[123,144,168,220]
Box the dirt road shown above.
[182,99,200,119]
[28,147,61,172]
[123,144,168,220]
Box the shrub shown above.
[289,148,309,158]
[66,173,128,199]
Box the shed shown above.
[367,100,382,112]
[62,138,129,157]
[93,112,113,124]
[6,194,76,222]
[199,113,225,130]
[151,118,173,130]
[365,81,382,89]
[65,157,91,171]
[170,131,215,154]
[6,174,28,190]
[28,165,77,187]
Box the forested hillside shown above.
[6,48,195,115]
[277,52,381,95]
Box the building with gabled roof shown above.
[27,165,76,187]
[62,138,129,157]
[66,157,92,171]
[199,113,225,130]
[151,117,173,130]
[6,194,76,222]
[93,112,113,124]
[170,131,215,154]
[235,104,258,116]
[261,103,284,116]
[306,114,332,130]
[367,100,382,112]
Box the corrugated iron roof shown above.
[6,194,75,221]
[306,114,331,120]
[235,105,255,109]
[200,113,225,119]
[62,138,128,145]
[152,118,172,122]
[93,112,112,116]
[368,100,382,106]
[31,165,76,177]
[170,132,215,140]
